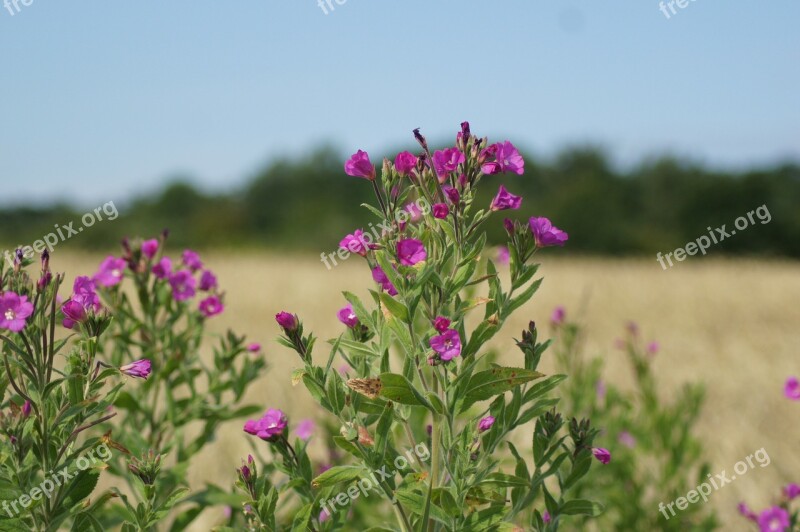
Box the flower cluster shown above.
[738,484,800,532]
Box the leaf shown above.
[291,368,306,386]
[60,470,100,509]
[480,473,529,488]
[378,373,432,410]
[559,499,604,516]
[460,368,544,411]
[311,466,364,488]
[379,292,409,323]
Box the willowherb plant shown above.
[232,123,608,531]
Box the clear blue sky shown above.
[1,1,798,206]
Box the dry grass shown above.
[50,252,800,530]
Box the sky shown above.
[1,1,798,207]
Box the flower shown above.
[0,292,34,333]
[295,419,315,440]
[784,377,800,400]
[542,511,551,523]
[618,431,636,448]
[247,343,261,353]
[319,509,331,523]
[432,203,449,219]
[738,502,757,521]
[757,507,790,532]
[433,147,465,180]
[551,306,566,326]
[199,270,218,291]
[592,447,611,465]
[371,266,398,296]
[141,239,159,259]
[120,359,152,379]
[199,295,224,318]
[61,299,88,330]
[244,409,288,441]
[481,141,524,175]
[490,185,522,211]
[646,341,660,355]
[169,270,197,301]
[182,250,203,271]
[93,256,126,287]
[394,151,417,176]
[430,329,461,361]
[529,217,569,247]
[344,150,375,180]
[61,276,103,329]
[433,316,451,333]
[152,257,172,279]
[443,186,460,205]
[496,246,510,265]
[405,202,424,223]
[275,311,299,331]
[397,239,426,266]
[337,304,359,328]
[784,483,800,500]
[478,416,495,432]
[340,229,376,257]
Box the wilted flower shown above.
[432,203,449,219]
[397,238,427,266]
[430,329,462,361]
[757,507,790,532]
[433,147,465,180]
[169,270,197,301]
[120,359,152,379]
[152,257,172,279]
[490,185,522,211]
[394,151,417,176]
[93,256,126,287]
[199,295,224,318]
[275,311,299,331]
[244,409,288,441]
[182,250,203,271]
[784,377,800,400]
[481,141,524,175]
[344,150,375,180]
[337,304,359,328]
[478,416,495,432]
[295,419,315,440]
[340,229,376,257]
[371,266,398,296]
[592,447,611,465]
[141,239,159,259]
[0,292,34,333]
[199,270,218,291]
[529,217,569,247]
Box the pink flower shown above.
[397,238,426,266]
[244,409,288,441]
[337,304,359,328]
[618,431,636,448]
[247,343,261,353]
[443,186,460,205]
[551,306,566,326]
[61,300,88,330]
[152,257,172,279]
[199,270,218,291]
[738,502,757,521]
[783,483,800,500]
[199,295,224,318]
[21,400,31,417]
[784,377,800,400]
[496,246,510,265]
[757,507,790,532]
[141,239,159,259]
[169,270,196,301]
[319,510,331,523]
[93,256,126,287]
[120,359,152,379]
[430,329,461,361]
[295,419,315,440]
[61,276,103,329]
[542,511,551,523]
[489,185,522,211]
[340,229,376,257]
[481,141,524,175]
[646,341,660,356]
[433,316,451,333]
[432,203,449,219]
[529,217,569,247]
[182,250,203,272]
[275,311,298,331]
[592,447,611,465]
[344,150,375,180]
[0,292,34,333]
[433,147,465,181]
[371,266,398,296]
[394,151,417,176]
[478,416,495,432]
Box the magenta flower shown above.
[542,511,551,523]
[199,295,224,318]
[61,276,103,329]
[61,299,88,330]
[757,507,790,532]
[397,238,427,266]
[482,141,525,175]
[490,185,522,211]
[433,316,451,333]
[0,292,34,333]
[169,270,197,301]
[199,270,218,291]
[646,341,660,356]
[618,431,636,448]
[496,246,510,265]
[592,447,611,465]
[551,306,566,326]
[784,483,800,500]
[371,266,398,296]
[340,229,376,257]
[433,147,465,180]
[244,409,288,441]
[430,329,461,361]
[120,359,152,379]
[394,151,417,176]
[21,400,31,418]
[337,304,359,328]
[784,377,800,400]
[529,217,569,247]
[738,502,757,521]
[152,257,172,279]
[275,311,298,331]
[319,509,331,523]
[344,150,375,180]
[443,186,460,205]
[295,419,315,440]
[182,250,203,272]
[247,343,261,353]
[478,416,495,432]
[93,256,126,287]
[141,239,159,259]
[432,203,449,219]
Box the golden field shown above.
[49,252,800,530]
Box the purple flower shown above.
[443,186,460,205]
[757,507,790,532]
[61,299,88,330]
[496,246,510,265]
[275,311,298,331]
[542,511,551,523]
[738,502,757,521]
[0,292,34,333]
[152,257,172,279]
[394,151,417,176]
[551,306,566,326]
[319,510,331,523]
[646,341,660,356]
[478,416,495,432]
[784,377,800,400]
[199,270,218,291]
[337,304,359,328]
[430,329,461,361]
[93,256,126,287]
[199,295,224,318]
[490,185,522,211]
[247,343,261,353]
[182,250,203,272]
[120,359,152,379]
[618,431,636,448]
[169,270,197,301]
[784,483,800,500]
[433,316,451,333]
[481,141,524,175]
[397,238,427,266]
[433,147,465,181]
[371,266,398,296]
[244,409,288,441]
[529,217,569,247]
[61,276,102,329]
[21,400,31,418]
[295,419,315,440]
[340,229,376,257]
[141,239,159,259]
[344,150,375,180]
[592,447,611,465]
[432,203,449,219]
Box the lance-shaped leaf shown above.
[459,367,544,412]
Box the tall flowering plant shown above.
[235,123,604,531]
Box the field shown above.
[52,252,800,530]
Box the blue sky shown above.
[1,1,798,206]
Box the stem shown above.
[429,374,441,532]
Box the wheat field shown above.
[50,252,800,530]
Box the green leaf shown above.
[559,499,604,516]
[460,368,544,411]
[379,292,409,323]
[378,373,432,410]
[311,466,364,488]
